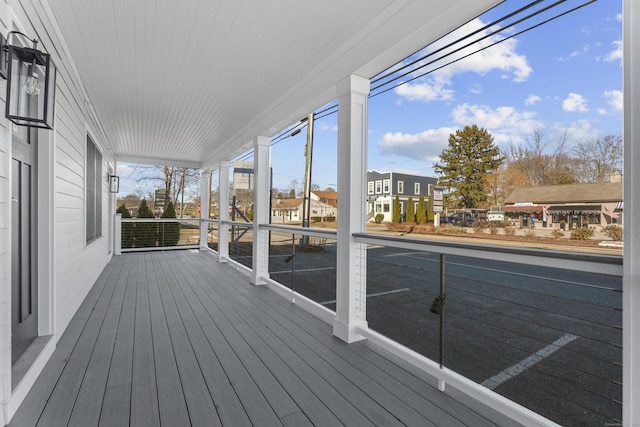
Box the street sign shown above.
[155,189,166,208]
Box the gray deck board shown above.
[10,250,510,427]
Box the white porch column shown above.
[199,169,211,250]
[333,74,370,343]
[218,161,230,262]
[623,1,639,425]
[251,135,271,285]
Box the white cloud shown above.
[569,44,591,58]
[395,80,454,103]
[393,18,531,103]
[450,103,544,144]
[316,120,338,132]
[551,120,598,145]
[604,40,622,65]
[525,95,541,106]
[603,90,623,112]
[562,93,589,112]
[616,13,622,22]
[378,127,457,161]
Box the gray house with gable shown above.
[367,170,438,222]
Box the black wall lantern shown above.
[108,175,120,193]
[2,31,56,129]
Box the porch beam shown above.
[333,74,370,343]
[251,135,271,285]
[218,161,230,262]
[623,1,639,425]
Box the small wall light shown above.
[3,31,57,129]
[109,175,120,193]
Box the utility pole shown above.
[301,113,314,239]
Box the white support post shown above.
[114,213,122,255]
[333,74,370,343]
[199,169,211,250]
[218,161,230,262]
[252,135,271,285]
[623,1,639,425]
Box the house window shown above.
[375,203,382,213]
[397,181,404,194]
[415,182,420,195]
[368,181,374,194]
[86,134,102,244]
[375,180,382,194]
[383,203,390,212]
[383,179,390,193]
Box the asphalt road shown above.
[265,242,622,426]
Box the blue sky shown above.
[120,0,622,197]
[268,0,623,193]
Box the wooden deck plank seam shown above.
[188,251,496,427]
[173,253,401,426]
[170,253,347,426]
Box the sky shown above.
[119,0,622,197]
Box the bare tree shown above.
[504,129,576,186]
[573,134,623,182]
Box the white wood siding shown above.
[0,0,115,421]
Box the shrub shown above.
[472,220,487,234]
[374,214,385,224]
[488,221,500,235]
[551,229,565,239]
[570,227,595,240]
[603,225,623,241]
[310,216,322,223]
[436,225,467,234]
[503,222,516,236]
[392,195,401,223]
[117,203,134,248]
[416,194,427,224]
[406,197,415,223]
[161,201,180,246]
[324,216,336,222]
[135,199,157,248]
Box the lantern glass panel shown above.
[6,45,56,129]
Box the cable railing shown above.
[264,224,337,309]
[116,217,201,252]
[114,213,623,424]
[353,232,622,426]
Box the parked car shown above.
[487,211,505,222]
[448,212,480,227]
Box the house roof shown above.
[272,198,303,209]
[311,191,339,208]
[503,181,623,205]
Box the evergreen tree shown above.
[406,196,415,223]
[392,195,401,223]
[247,203,254,222]
[434,125,504,208]
[135,198,157,248]
[161,201,180,246]
[117,203,134,248]
[416,194,427,224]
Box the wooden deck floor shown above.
[10,250,517,426]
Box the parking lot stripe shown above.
[481,333,578,390]
[319,288,411,305]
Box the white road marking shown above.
[481,333,578,390]
[270,266,336,274]
[320,288,411,305]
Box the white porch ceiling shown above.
[45,0,499,169]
